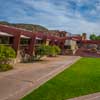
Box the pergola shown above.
[0,31,13,37]
[0,24,66,55]
[0,31,14,46]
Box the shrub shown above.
[32,44,61,61]
[53,45,61,56]
[0,45,16,71]
[0,45,16,64]
[0,64,13,72]
[34,44,49,60]
[48,45,61,56]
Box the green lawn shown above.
[21,58,100,100]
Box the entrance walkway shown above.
[0,56,80,100]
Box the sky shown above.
[0,0,100,36]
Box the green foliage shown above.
[0,64,13,71]
[34,44,50,60]
[36,44,48,55]
[33,45,61,61]
[0,45,16,64]
[90,34,97,40]
[53,45,61,55]
[90,34,100,40]
[96,35,100,40]
[49,45,61,56]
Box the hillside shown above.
[0,21,49,32]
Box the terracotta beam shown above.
[12,33,20,54]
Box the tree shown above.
[90,34,97,40]
[90,34,100,40]
[96,35,100,40]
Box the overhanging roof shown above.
[20,35,30,39]
[36,37,42,40]
[0,31,13,37]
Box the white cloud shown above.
[1,0,100,36]
[20,0,100,35]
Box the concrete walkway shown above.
[68,92,100,100]
[0,56,80,100]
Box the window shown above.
[20,38,30,45]
[0,36,12,44]
[35,39,43,44]
[64,45,71,49]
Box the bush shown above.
[0,64,13,71]
[0,45,16,64]
[35,44,49,60]
[53,45,61,56]
[0,45,16,71]
[32,44,61,61]
[48,45,61,57]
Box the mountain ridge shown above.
[0,21,49,32]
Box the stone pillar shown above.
[46,39,50,45]
[12,34,21,63]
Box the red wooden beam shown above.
[82,40,100,44]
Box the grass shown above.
[21,57,100,100]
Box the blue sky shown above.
[0,0,100,36]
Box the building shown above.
[1,24,94,61]
[0,24,68,62]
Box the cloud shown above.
[0,0,100,36]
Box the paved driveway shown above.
[0,56,80,100]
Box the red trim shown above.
[82,40,100,44]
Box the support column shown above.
[12,34,20,54]
[43,35,47,44]
[60,41,65,55]
[28,36,36,56]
